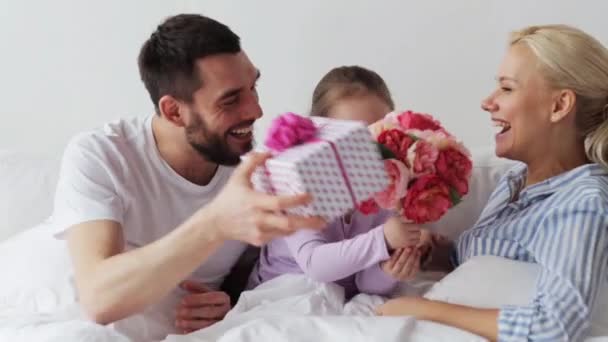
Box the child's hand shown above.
[383,216,421,251]
[381,247,421,281]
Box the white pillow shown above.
[0,222,75,315]
[0,150,60,241]
[424,147,516,241]
[424,255,608,338]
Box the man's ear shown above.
[550,89,576,123]
[158,95,186,127]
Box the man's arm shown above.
[66,152,326,324]
[67,216,221,324]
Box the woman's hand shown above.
[375,296,433,318]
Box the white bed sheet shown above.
[0,274,484,342]
[3,273,608,342]
[164,274,485,342]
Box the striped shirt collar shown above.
[505,162,608,203]
[475,162,608,228]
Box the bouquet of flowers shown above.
[358,110,473,224]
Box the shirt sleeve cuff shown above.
[371,224,390,261]
[50,212,123,239]
[498,305,534,341]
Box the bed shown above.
[1,147,606,342]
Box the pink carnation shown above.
[377,129,415,162]
[368,118,403,139]
[402,175,452,224]
[406,140,439,176]
[383,111,402,126]
[435,147,473,196]
[414,130,469,155]
[396,110,444,131]
[374,159,410,209]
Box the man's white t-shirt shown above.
[51,114,246,339]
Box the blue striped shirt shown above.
[454,162,608,341]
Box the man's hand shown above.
[175,280,231,334]
[383,216,422,251]
[381,247,422,281]
[199,152,327,246]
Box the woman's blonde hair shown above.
[310,65,394,117]
[510,24,608,168]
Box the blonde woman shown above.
[377,25,608,341]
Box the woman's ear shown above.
[550,89,576,123]
[158,95,187,127]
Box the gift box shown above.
[251,114,390,222]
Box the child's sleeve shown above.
[284,223,391,282]
[354,263,399,296]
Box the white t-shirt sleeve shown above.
[51,136,125,237]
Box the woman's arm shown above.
[377,297,498,340]
[380,197,608,341]
[493,202,608,341]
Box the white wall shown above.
[1,0,607,154]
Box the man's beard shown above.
[185,113,254,166]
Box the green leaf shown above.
[449,187,462,206]
[407,133,419,141]
[376,142,396,159]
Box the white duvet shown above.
[0,274,484,342]
[2,226,606,341]
[164,274,484,342]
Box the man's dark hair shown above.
[138,14,241,113]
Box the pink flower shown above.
[265,112,317,152]
[435,147,473,196]
[357,198,380,215]
[383,111,402,126]
[402,175,452,224]
[377,129,415,162]
[396,110,444,131]
[374,159,411,209]
[404,129,443,142]
[406,140,439,176]
[414,130,469,156]
[368,117,403,139]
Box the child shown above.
[248,66,432,298]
